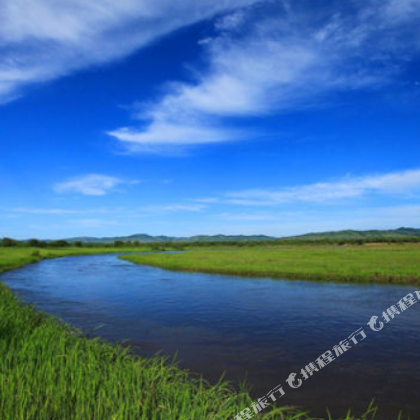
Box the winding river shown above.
[1,253,420,419]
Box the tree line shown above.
[1,236,420,248]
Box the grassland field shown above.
[0,245,413,419]
[122,243,420,285]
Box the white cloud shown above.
[4,202,206,220]
[0,0,260,103]
[208,204,420,237]
[11,207,115,215]
[108,122,243,153]
[140,203,207,213]
[69,218,123,228]
[224,169,420,205]
[54,174,130,196]
[12,207,84,215]
[383,0,420,22]
[214,10,246,32]
[218,212,275,221]
[110,0,420,152]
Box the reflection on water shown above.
[2,253,420,419]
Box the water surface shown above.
[2,253,420,418]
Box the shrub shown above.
[1,237,17,247]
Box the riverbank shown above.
[0,247,398,419]
[121,243,420,285]
[0,246,165,274]
[0,247,263,419]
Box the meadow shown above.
[122,243,420,285]
[0,246,410,419]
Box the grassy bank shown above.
[121,243,420,285]
[0,247,134,272]
[0,247,262,419]
[0,247,401,419]
[0,245,166,274]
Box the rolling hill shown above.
[62,227,420,243]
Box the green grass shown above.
[121,243,420,285]
[0,246,149,273]
[0,247,408,419]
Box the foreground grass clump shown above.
[0,248,405,419]
[122,243,420,285]
[0,283,258,419]
[0,249,257,419]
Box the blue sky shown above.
[1,0,420,239]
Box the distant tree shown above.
[49,240,69,247]
[2,237,17,247]
[114,240,124,247]
[74,241,83,247]
[27,239,40,247]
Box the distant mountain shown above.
[62,227,420,243]
[64,234,277,243]
[285,227,420,240]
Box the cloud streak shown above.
[110,0,420,152]
[54,174,133,196]
[12,207,85,215]
[0,0,260,103]
[206,204,420,237]
[108,122,244,154]
[69,218,123,228]
[225,169,420,205]
[141,203,207,213]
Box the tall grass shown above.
[0,246,153,273]
[122,244,420,285]
[0,247,408,419]
[0,281,257,419]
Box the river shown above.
[1,253,419,419]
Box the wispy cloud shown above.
[12,207,85,215]
[0,0,260,104]
[54,174,134,196]
[3,202,206,220]
[218,212,275,221]
[69,218,123,228]
[383,0,420,22]
[139,203,207,214]
[109,0,420,152]
[108,123,243,154]
[206,204,420,237]
[225,169,420,205]
[11,207,116,215]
